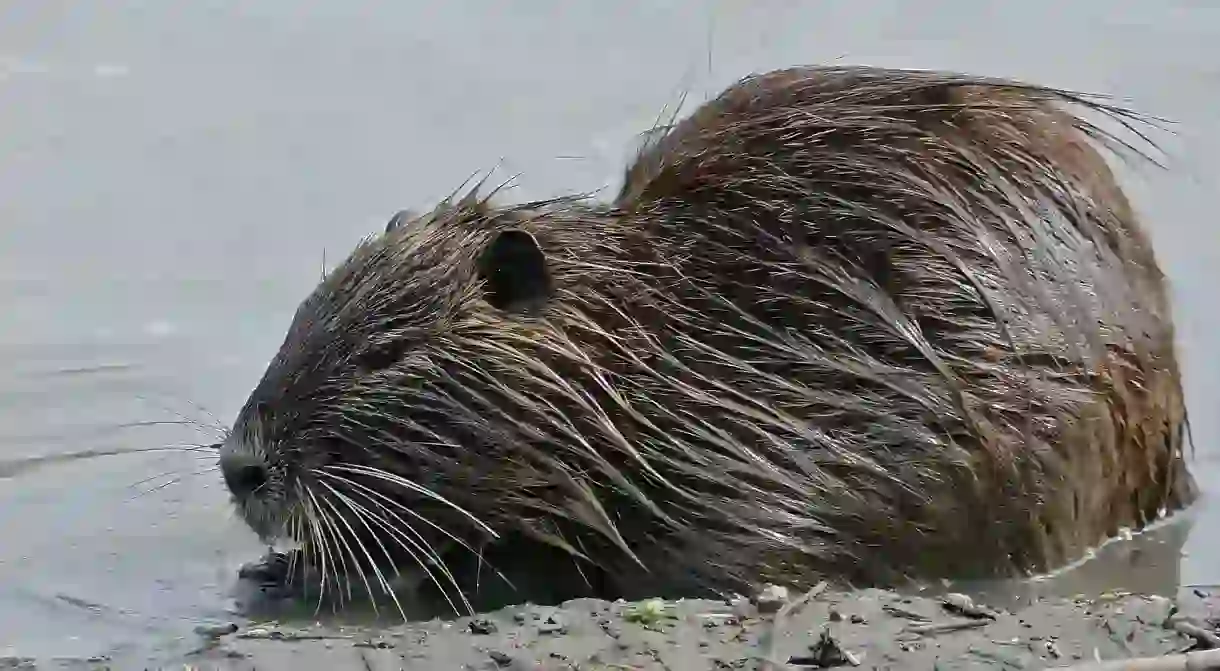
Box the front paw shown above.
[238,550,297,587]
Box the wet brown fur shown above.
[221,65,1196,605]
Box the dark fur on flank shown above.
[219,65,1196,613]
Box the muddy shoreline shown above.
[8,586,1216,670]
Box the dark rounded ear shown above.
[477,229,553,314]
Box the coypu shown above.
[219,64,1196,613]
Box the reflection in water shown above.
[919,507,1201,611]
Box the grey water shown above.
[1,0,1217,665]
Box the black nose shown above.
[220,454,269,499]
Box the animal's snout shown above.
[220,452,269,500]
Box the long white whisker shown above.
[127,461,217,490]
[126,465,218,501]
[324,464,497,538]
[310,483,385,617]
[316,479,417,620]
[347,497,463,615]
[132,391,227,437]
[317,468,485,558]
[314,480,401,606]
[304,487,356,608]
[317,471,474,615]
[286,511,304,590]
[298,485,336,614]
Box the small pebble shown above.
[754,584,790,614]
[942,592,998,620]
[943,592,975,610]
[538,615,568,635]
[488,650,514,667]
[469,618,498,635]
[797,626,859,667]
[194,623,239,638]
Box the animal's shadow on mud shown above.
[228,533,712,625]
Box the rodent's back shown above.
[601,66,1193,584]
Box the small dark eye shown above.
[356,340,409,373]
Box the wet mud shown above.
[9,585,1215,670]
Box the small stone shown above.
[943,592,974,610]
[469,618,498,635]
[828,609,843,622]
[850,614,866,624]
[942,592,997,620]
[753,584,790,614]
[790,626,858,667]
[538,614,568,635]
[488,650,514,667]
[194,622,239,638]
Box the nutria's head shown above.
[218,196,578,578]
